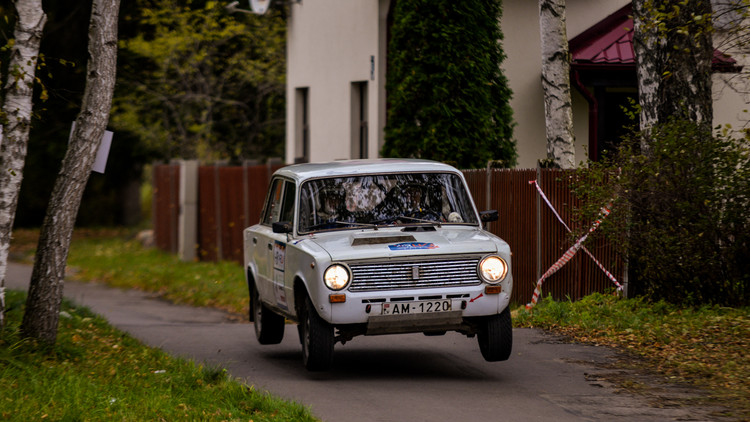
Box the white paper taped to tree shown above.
[250,0,270,14]
[69,121,113,174]
[92,130,113,174]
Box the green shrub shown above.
[382,0,516,169]
[573,119,750,306]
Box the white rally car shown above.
[243,159,513,370]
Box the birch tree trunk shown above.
[539,0,575,169]
[0,0,47,329]
[632,0,662,139]
[21,0,120,344]
[633,0,714,142]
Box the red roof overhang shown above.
[569,4,741,73]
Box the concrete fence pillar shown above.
[178,160,199,262]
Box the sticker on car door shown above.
[273,241,288,310]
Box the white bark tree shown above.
[539,0,575,169]
[633,0,714,138]
[629,0,718,301]
[0,0,47,329]
[21,0,120,343]
[632,0,661,136]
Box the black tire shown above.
[252,283,285,345]
[300,296,334,371]
[477,307,513,362]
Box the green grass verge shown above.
[514,293,750,419]
[9,228,750,419]
[65,229,250,318]
[0,290,317,421]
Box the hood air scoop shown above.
[351,235,416,246]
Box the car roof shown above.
[273,159,464,183]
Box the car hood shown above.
[305,226,502,262]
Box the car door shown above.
[256,177,296,312]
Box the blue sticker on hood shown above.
[388,242,438,251]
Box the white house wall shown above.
[286,0,387,163]
[501,0,628,168]
[286,0,748,168]
[711,4,750,132]
[713,72,750,131]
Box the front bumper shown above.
[365,310,465,335]
[323,284,510,333]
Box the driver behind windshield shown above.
[401,185,441,221]
[402,185,424,216]
[316,188,351,227]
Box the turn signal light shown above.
[485,285,503,295]
[329,294,347,303]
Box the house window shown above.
[351,81,368,159]
[295,87,309,164]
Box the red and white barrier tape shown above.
[526,180,621,310]
[529,180,619,287]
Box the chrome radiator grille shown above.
[348,257,482,292]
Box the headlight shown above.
[479,255,508,283]
[324,264,350,290]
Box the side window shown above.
[262,179,296,225]
[280,182,296,223]
[262,179,283,225]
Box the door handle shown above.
[267,243,273,250]
[252,237,257,244]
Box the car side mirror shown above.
[480,210,498,223]
[272,221,293,234]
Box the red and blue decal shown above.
[388,242,438,251]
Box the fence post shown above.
[485,161,491,211]
[536,165,542,284]
[178,160,199,261]
[243,159,260,232]
[169,161,179,253]
[214,163,223,261]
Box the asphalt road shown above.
[6,262,727,422]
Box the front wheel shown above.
[252,283,285,345]
[300,296,334,371]
[477,307,513,362]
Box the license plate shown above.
[381,299,452,315]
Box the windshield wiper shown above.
[368,215,441,228]
[306,220,379,232]
[395,215,442,227]
[344,221,379,230]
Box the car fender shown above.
[286,238,334,322]
[245,260,259,290]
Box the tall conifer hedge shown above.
[382,0,517,169]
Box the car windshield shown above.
[298,172,478,233]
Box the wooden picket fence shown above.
[153,163,624,305]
